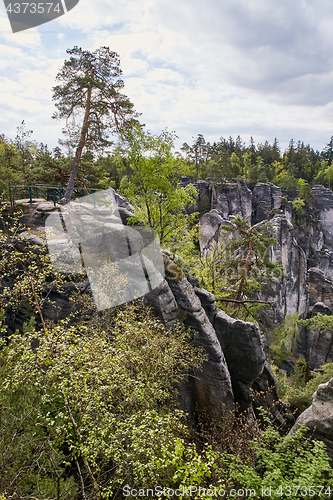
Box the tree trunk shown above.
[235,236,253,301]
[60,87,92,205]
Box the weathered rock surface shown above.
[290,378,333,461]
[215,181,252,223]
[297,301,333,369]
[199,210,233,256]
[194,286,266,413]
[252,362,295,431]
[145,256,235,424]
[260,215,308,322]
[252,182,282,224]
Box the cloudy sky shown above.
[1,0,333,154]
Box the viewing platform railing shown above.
[8,185,102,206]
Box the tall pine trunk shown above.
[60,87,92,205]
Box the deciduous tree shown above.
[120,126,198,246]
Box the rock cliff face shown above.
[199,181,333,368]
[252,182,282,224]
[144,255,268,423]
[3,194,271,428]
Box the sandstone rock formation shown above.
[259,214,308,323]
[11,182,333,425]
[145,270,268,422]
[197,180,333,368]
[297,301,333,369]
[194,287,265,412]
[145,256,235,424]
[290,377,333,461]
[252,182,282,224]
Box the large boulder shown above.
[290,378,333,461]
[297,301,333,369]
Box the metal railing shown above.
[8,185,102,206]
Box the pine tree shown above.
[200,215,282,319]
[52,46,138,204]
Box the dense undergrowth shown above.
[1,207,333,499]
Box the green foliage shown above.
[274,169,298,193]
[120,126,198,245]
[0,227,68,334]
[0,304,207,498]
[52,45,138,203]
[270,313,300,367]
[274,361,333,417]
[197,215,282,320]
[242,152,251,178]
[217,423,333,498]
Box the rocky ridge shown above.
[198,180,333,368]
[1,189,288,430]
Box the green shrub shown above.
[0,305,209,498]
[269,313,299,367]
[292,197,306,227]
[216,423,333,499]
[275,362,333,416]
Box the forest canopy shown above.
[1,126,333,203]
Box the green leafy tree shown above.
[0,218,210,498]
[121,126,198,246]
[0,140,24,199]
[242,152,251,179]
[52,46,138,204]
[230,152,241,178]
[321,136,333,165]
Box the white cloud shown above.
[1,0,333,152]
